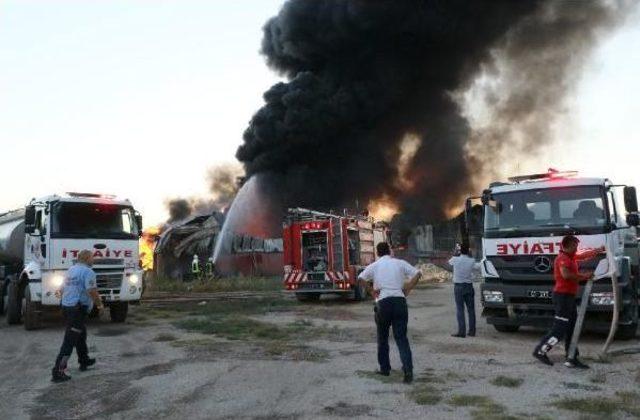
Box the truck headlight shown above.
[483,290,504,303]
[128,274,140,285]
[51,274,64,288]
[590,292,614,306]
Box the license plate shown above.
[527,290,550,299]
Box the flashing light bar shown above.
[66,192,117,199]
[508,168,578,183]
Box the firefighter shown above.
[358,242,422,383]
[532,235,604,369]
[51,250,104,383]
[205,257,215,279]
[191,254,201,280]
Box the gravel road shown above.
[1,283,639,419]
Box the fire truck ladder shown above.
[331,218,344,272]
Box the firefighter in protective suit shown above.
[191,254,201,281]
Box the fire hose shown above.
[568,255,639,361]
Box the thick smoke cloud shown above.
[166,199,192,224]
[237,0,630,226]
[164,164,243,225]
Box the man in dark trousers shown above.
[358,242,422,383]
[448,243,480,338]
[52,250,104,382]
[532,235,604,369]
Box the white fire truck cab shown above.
[283,208,390,302]
[0,193,144,329]
[466,170,640,339]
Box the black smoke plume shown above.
[166,199,192,224]
[164,164,243,225]
[237,0,631,227]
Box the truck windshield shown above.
[51,202,138,239]
[484,186,608,238]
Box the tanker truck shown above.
[464,170,640,339]
[0,193,144,329]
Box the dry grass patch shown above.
[148,276,283,293]
[490,376,523,388]
[554,391,640,417]
[152,333,178,342]
[408,384,442,405]
[448,395,519,420]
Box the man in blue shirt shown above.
[52,250,104,383]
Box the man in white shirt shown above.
[448,243,480,338]
[358,242,422,383]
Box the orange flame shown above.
[139,226,160,271]
[368,196,399,222]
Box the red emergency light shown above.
[302,222,323,230]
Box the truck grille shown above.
[487,254,604,281]
[95,271,123,289]
[93,258,124,266]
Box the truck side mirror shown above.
[24,205,36,234]
[135,214,143,237]
[624,186,638,213]
[626,213,640,227]
[481,189,491,206]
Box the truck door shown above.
[24,205,49,270]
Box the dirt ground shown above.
[2,283,640,420]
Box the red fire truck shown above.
[283,208,390,301]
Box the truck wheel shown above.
[0,280,8,315]
[110,302,129,323]
[22,286,41,330]
[295,293,321,302]
[6,281,22,325]
[616,323,638,340]
[493,324,520,333]
[354,282,367,302]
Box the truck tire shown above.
[0,280,8,315]
[616,323,638,340]
[493,324,520,333]
[295,293,321,302]
[23,286,41,330]
[6,281,22,325]
[354,282,367,302]
[110,302,128,323]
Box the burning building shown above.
[154,212,224,280]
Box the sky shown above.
[1,1,639,226]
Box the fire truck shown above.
[0,193,144,329]
[283,208,389,301]
[465,170,640,339]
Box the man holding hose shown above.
[533,235,604,369]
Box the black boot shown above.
[51,368,72,383]
[532,350,554,366]
[403,371,413,384]
[79,358,96,372]
[565,357,590,369]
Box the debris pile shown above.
[415,263,452,283]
